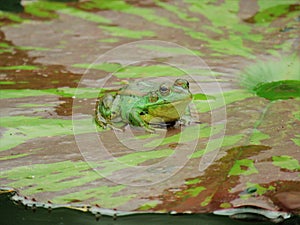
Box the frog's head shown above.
[144,79,192,123]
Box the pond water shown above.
[0,0,299,224]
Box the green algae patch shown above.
[17,46,50,51]
[117,149,174,166]
[294,111,300,121]
[185,178,201,185]
[52,185,134,207]
[144,123,223,148]
[74,62,218,78]
[229,159,258,176]
[193,93,215,101]
[184,0,263,58]
[91,149,174,178]
[72,63,122,72]
[195,90,253,113]
[0,116,94,151]
[220,202,232,209]
[59,7,111,24]
[0,148,42,161]
[98,38,119,43]
[249,129,270,145]
[138,200,160,211]
[0,161,101,196]
[200,195,212,207]
[79,0,130,11]
[254,80,300,100]
[114,64,186,78]
[189,134,245,159]
[156,1,199,22]
[138,44,203,56]
[247,3,300,24]
[0,42,13,53]
[0,11,24,23]
[0,89,56,99]
[0,81,16,85]
[125,7,182,30]
[272,155,300,171]
[99,25,155,39]
[292,135,300,147]
[176,186,206,198]
[187,186,206,198]
[74,63,187,78]
[240,55,300,100]
[207,35,254,59]
[0,88,101,99]
[24,1,67,19]
[17,103,57,108]
[80,0,181,30]
[140,145,273,212]
[0,65,40,70]
[0,42,49,52]
[25,5,57,19]
[0,153,29,161]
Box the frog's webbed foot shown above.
[143,125,156,133]
[178,114,192,126]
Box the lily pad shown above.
[254,80,300,100]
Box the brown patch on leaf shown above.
[55,97,74,116]
[148,145,271,213]
[0,30,81,90]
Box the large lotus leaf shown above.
[0,1,299,224]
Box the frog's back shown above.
[119,81,159,96]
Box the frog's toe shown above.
[178,118,190,126]
[143,125,156,133]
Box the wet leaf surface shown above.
[0,0,299,221]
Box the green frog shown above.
[96,79,193,132]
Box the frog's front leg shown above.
[96,94,118,129]
[177,105,191,126]
[128,108,155,133]
[179,103,202,126]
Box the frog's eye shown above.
[174,79,189,89]
[159,84,170,96]
[149,91,159,102]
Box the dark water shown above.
[0,0,23,12]
[0,0,79,13]
[1,192,299,225]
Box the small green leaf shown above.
[229,159,258,176]
[272,155,300,171]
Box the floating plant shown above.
[240,55,300,100]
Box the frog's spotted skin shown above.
[96,79,193,132]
